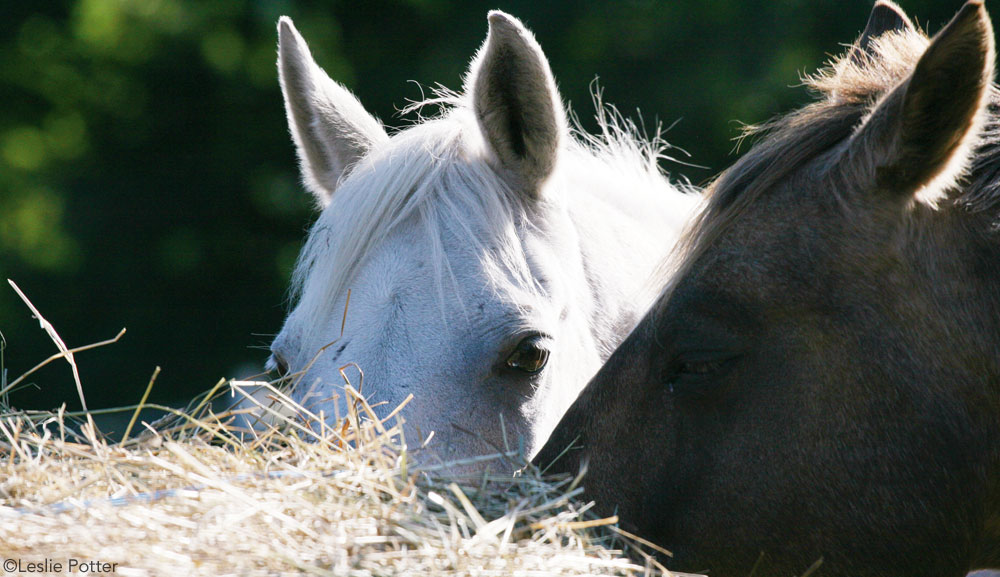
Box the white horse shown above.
[269,11,698,466]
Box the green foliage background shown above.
[0,0,964,411]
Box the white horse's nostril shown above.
[267,353,290,377]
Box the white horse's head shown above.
[270,12,697,467]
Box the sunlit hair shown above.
[657,23,1000,296]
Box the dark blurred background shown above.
[0,0,965,413]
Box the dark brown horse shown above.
[535,1,1000,575]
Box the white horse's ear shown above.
[843,0,994,204]
[278,17,389,207]
[466,11,567,198]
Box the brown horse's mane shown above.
[680,25,1000,272]
[965,93,1000,213]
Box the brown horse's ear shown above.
[843,0,994,204]
[465,11,566,199]
[278,17,390,208]
[849,0,914,64]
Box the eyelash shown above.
[678,359,727,376]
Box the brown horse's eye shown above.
[678,359,725,376]
[668,352,741,397]
[506,336,550,373]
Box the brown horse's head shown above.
[536,2,1000,575]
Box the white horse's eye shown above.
[506,336,550,373]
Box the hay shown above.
[0,379,676,576]
[0,282,679,576]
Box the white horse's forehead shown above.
[355,227,436,310]
[302,216,550,362]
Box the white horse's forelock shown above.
[289,90,678,342]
